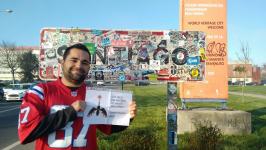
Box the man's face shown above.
[61,48,90,85]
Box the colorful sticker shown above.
[190,68,200,78]
[171,48,188,65]
[187,56,200,65]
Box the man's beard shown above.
[63,67,87,85]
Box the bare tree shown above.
[261,64,266,81]
[235,42,252,102]
[236,42,251,86]
[0,41,22,85]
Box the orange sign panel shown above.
[179,0,228,99]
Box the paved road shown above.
[229,91,266,99]
[0,101,34,150]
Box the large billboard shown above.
[179,0,228,99]
[39,28,206,82]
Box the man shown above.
[18,43,137,150]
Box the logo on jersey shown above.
[71,91,77,97]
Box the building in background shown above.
[228,63,261,85]
[252,66,261,84]
[0,46,39,82]
[260,64,266,85]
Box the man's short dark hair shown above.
[63,43,91,61]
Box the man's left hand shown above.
[129,101,137,119]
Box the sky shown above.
[0,0,265,66]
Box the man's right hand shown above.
[71,100,86,112]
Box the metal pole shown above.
[167,82,178,150]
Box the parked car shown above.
[0,87,4,100]
[246,82,257,86]
[135,80,150,86]
[260,80,266,86]
[4,83,35,101]
[96,81,105,86]
[232,81,244,86]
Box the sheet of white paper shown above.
[83,89,132,126]
[108,91,132,125]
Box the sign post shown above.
[167,82,178,150]
[119,71,125,90]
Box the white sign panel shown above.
[83,89,132,126]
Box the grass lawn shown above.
[229,85,266,96]
[98,84,266,150]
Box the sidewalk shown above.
[229,91,266,99]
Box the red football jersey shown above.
[18,79,112,150]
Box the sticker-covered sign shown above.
[40,28,206,82]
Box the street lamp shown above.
[0,9,13,13]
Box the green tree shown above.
[18,51,39,83]
[233,65,246,77]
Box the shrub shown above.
[98,120,165,150]
[181,120,222,150]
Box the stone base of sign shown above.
[177,109,251,135]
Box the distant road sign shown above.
[119,74,125,81]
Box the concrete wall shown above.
[177,110,251,135]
